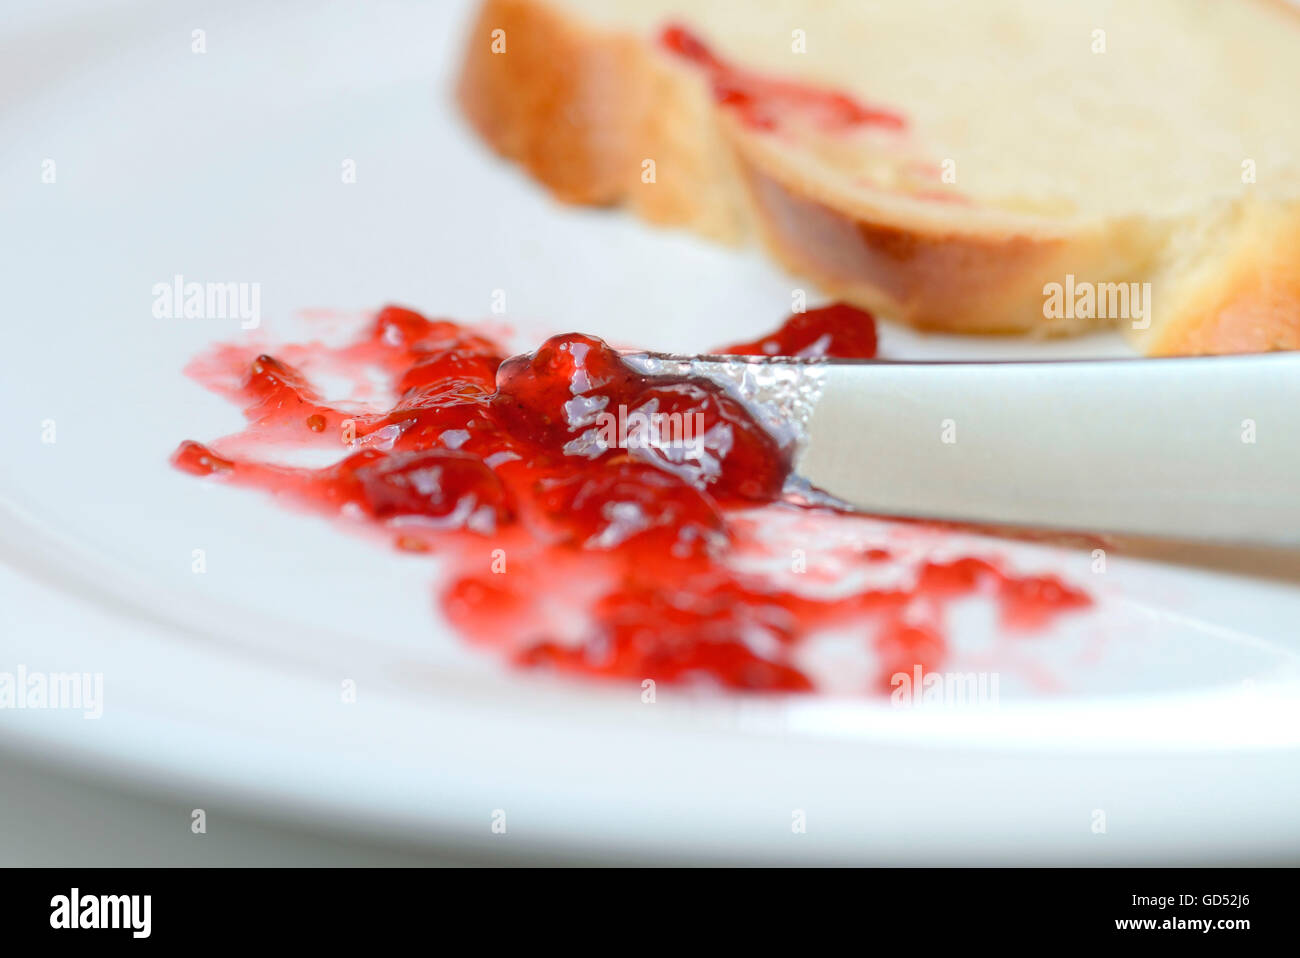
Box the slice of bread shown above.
[457,0,1300,355]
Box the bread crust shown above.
[456,0,748,241]
[457,0,1300,352]
[739,161,1103,335]
[1137,200,1300,355]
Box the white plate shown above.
[2,0,1299,864]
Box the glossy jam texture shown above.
[173,302,1090,692]
[719,303,879,358]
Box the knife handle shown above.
[798,355,1300,546]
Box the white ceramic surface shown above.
[2,0,1298,863]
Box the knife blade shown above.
[629,352,1300,547]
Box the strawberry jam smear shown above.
[718,303,879,358]
[659,24,905,134]
[172,303,1090,693]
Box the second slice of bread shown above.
[457,0,1300,355]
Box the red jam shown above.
[719,302,879,358]
[173,303,1090,693]
[659,24,906,133]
